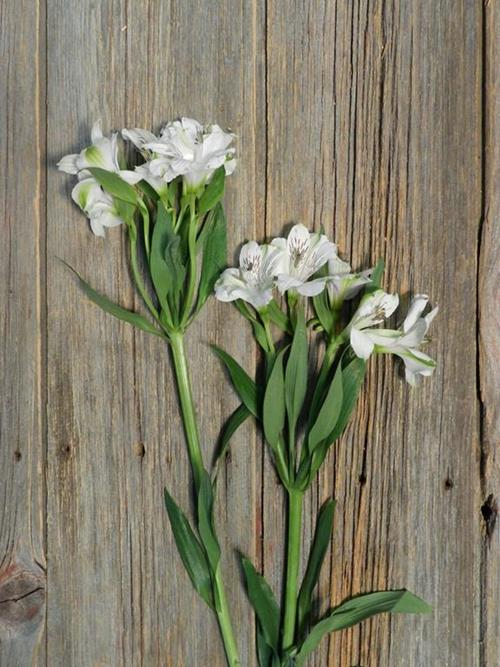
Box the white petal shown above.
[91,120,103,143]
[275,274,304,294]
[122,128,158,149]
[239,241,262,268]
[180,117,203,135]
[118,169,142,184]
[341,274,372,299]
[296,277,328,296]
[328,255,352,275]
[89,218,106,237]
[397,318,428,348]
[71,179,95,210]
[425,306,439,329]
[224,157,237,175]
[57,153,80,174]
[403,294,429,332]
[287,224,310,253]
[350,328,375,360]
[94,210,123,229]
[398,348,436,385]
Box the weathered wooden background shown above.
[1,1,498,665]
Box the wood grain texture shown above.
[480,0,500,665]
[265,2,483,666]
[0,0,497,665]
[46,1,263,666]
[0,0,46,665]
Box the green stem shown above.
[214,567,241,667]
[282,489,303,652]
[139,200,151,259]
[127,225,160,323]
[181,201,198,326]
[169,331,240,667]
[261,314,276,355]
[169,332,204,487]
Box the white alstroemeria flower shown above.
[136,117,236,191]
[270,224,337,296]
[348,289,400,359]
[215,241,282,309]
[57,120,140,184]
[325,255,372,305]
[71,178,124,238]
[377,295,438,386]
[350,293,438,386]
[121,127,171,197]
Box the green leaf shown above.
[87,167,138,204]
[197,470,221,573]
[263,350,286,448]
[150,203,185,317]
[62,261,163,337]
[326,357,366,444]
[307,365,343,452]
[297,500,336,637]
[212,403,251,478]
[113,197,136,223]
[241,557,280,650]
[367,258,384,290]
[198,166,226,214]
[266,300,291,333]
[212,346,259,417]
[285,309,308,434]
[196,203,227,311]
[256,626,280,667]
[312,290,335,334]
[163,488,214,609]
[256,626,273,667]
[136,180,159,203]
[296,589,431,664]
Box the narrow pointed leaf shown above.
[307,365,343,452]
[150,203,185,320]
[136,180,159,202]
[285,309,308,433]
[296,589,431,664]
[365,258,384,293]
[198,166,226,214]
[297,500,336,637]
[87,167,138,204]
[313,290,335,333]
[163,488,214,609]
[266,300,291,333]
[256,626,278,667]
[212,403,251,477]
[196,203,227,311]
[241,557,280,650]
[212,346,259,416]
[62,262,163,337]
[326,357,366,445]
[263,349,286,448]
[197,471,221,573]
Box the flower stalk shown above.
[282,489,304,652]
[169,331,240,666]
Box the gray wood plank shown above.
[265,1,482,665]
[0,0,47,665]
[46,1,264,665]
[1,0,492,666]
[480,1,500,664]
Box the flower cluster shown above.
[58,117,236,236]
[123,117,236,195]
[57,121,141,237]
[215,224,437,385]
